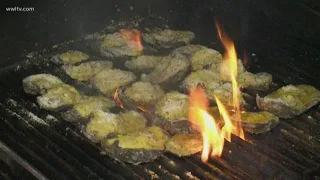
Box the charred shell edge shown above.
[157,63,191,91]
[118,86,157,111]
[61,108,89,123]
[151,113,194,135]
[102,140,163,165]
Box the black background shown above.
[1,0,320,86]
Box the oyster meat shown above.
[62,96,115,122]
[89,69,136,97]
[191,48,223,71]
[96,31,142,58]
[52,50,89,65]
[207,83,246,106]
[235,111,279,134]
[237,72,273,91]
[165,133,203,156]
[119,81,165,110]
[37,84,81,111]
[140,57,190,90]
[101,126,168,164]
[180,69,223,93]
[125,55,166,74]
[153,92,192,134]
[85,110,147,142]
[143,29,195,49]
[23,74,63,95]
[169,44,206,60]
[62,61,113,81]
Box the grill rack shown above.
[0,40,320,180]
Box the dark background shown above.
[1,0,320,86]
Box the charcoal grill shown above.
[2,0,320,179]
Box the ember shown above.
[137,106,152,114]
[120,29,143,52]
[114,87,124,109]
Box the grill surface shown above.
[1,19,320,180]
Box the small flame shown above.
[137,106,152,114]
[114,87,124,109]
[215,19,245,140]
[120,29,143,52]
[243,51,248,66]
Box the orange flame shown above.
[187,21,246,163]
[120,29,143,52]
[188,87,224,161]
[215,19,245,140]
[114,87,124,109]
[137,106,152,114]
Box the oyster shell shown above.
[23,74,63,95]
[143,29,195,49]
[165,133,203,156]
[101,126,168,164]
[256,84,320,119]
[51,50,89,65]
[62,61,113,81]
[89,69,136,97]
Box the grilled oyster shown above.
[85,110,147,142]
[191,48,223,71]
[153,92,192,134]
[96,31,142,58]
[62,61,113,81]
[124,55,166,74]
[237,72,273,91]
[52,50,89,65]
[235,111,280,134]
[207,83,246,106]
[180,70,223,93]
[37,84,81,111]
[119,81,165,110]
[62,96,115,122]
[89,69,136,97]
[140,58,190,90]
[213,59,246,82]
[101,126,168,164]
[257,84,320,119]
[23,74,63,95]
[169,44,206,60]
[165,133,203,157]
[143,29,195,49]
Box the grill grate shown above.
[0,42,320,180]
